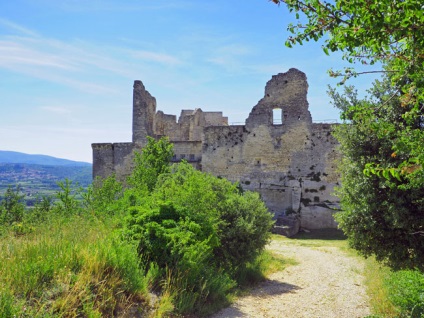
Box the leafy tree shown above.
[28,195,53,223]
[270,0,423,177]
[83,175,123,217]
[330,78,424,270]
[0,185,25,225]
[54,179,81,216]
[128,136,174,192]
[271,0,424,269]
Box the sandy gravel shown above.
[210,240,370,318]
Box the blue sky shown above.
[0,0,378,163]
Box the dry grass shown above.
[0,216,149,317]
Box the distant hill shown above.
[0,151,92,206]
[0,150,91,167]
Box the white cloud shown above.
[40,106,72,114]
[128,49,182,66]
[0,18,39,37]
[214,44,253,56]
[0,40,76,70]
[0,21,185,93]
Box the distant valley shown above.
[0,151,92,205]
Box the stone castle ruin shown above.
[92,68,341,229]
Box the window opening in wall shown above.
[180,154,186,159]
[189,154,195,161]
[273,108,282,125]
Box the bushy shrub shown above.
[152,163,274,270]
[125,202,217,272]
[128,136,174,192]
[84,175,124,217]
[53,179,82,216]
[123,161,274,315]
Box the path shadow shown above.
[209,279,301,318]
[249,279,301,298]
[208,280,301,317]
[289,228,347,240]
[208,307,245,318]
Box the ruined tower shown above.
[132,80,156,145]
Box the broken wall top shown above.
[246,68,312,128]
[132,80,157,144]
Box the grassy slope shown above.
[0,216,149,317]
[0,214,293,318]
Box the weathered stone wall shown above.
[204,112,228,126]
[92,143,115,179]
[154,109,228,142]
[172,141,203,162]
[154,111,179,140]
[92,68,341,229]
[92,142,135,182]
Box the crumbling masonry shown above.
[92,68,340,229]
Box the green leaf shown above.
[382,169,390,180]
[323,46,329,55]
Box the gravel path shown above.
[210,240,370,318]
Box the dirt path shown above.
[210,239,370,318]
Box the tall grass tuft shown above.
[0,216,149,317]
[363,256,424,318]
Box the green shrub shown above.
[85,175,124,217]
[128,136,174,192]
[153,163,274,269]
[27,195,53,224]
[53,179,82,216]
[123,162,274,315]
[385,269,424,317]
[0,185,25,225]
[125,202,216,272]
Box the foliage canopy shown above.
[271,0,424,269]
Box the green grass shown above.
[0,216,149,317]
[363,257,399,318]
